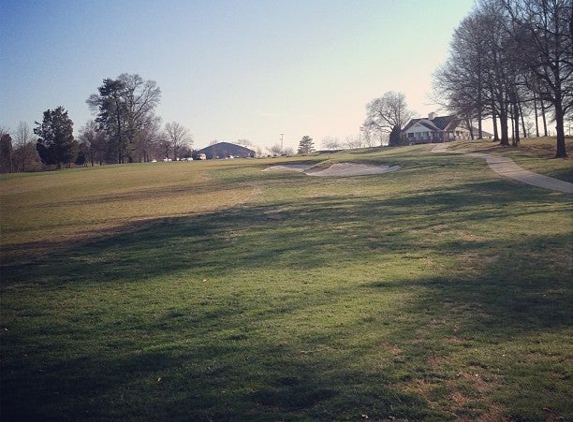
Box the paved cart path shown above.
[432,143,573,194]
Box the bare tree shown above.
[13,122,33,146]
[13,122,41,171]
[322,135,343,150]
[502,0,572,157]
[134,114,162,162]
[237,139,253,146]
[364,92,415,146]
[345,134,363,149]
[360,125,385,147]
[435,1,537,146]
[78,120,108,165]
[87,74,161,163]
[434,11,491,140]
[270,143,283,155]
[164,121,193,160]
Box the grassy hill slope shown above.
[1,140,572,421]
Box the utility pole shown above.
[280,133,284,153]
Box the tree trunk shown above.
[477,64,483,139]
[552,63,568,157]
[519,101,526,139]
[554,102,568,158]
[466,117,475,140]
[499,105,510,146]
[513,101,520,146]
[533,96,540,137]
[540,98,548,136]
[115,97,123,164]
[492,108,499,142]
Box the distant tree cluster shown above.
[1,107,81,171]
[0,123,43,173]
[434,0,572,157]
[0,73,196,172]
[321,134,374,150]
[86,73,194,164]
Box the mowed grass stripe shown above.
[0,160,264,263]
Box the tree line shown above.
[435,0,571,157]
[2,0,571,172]
[361,0,571,158]
[0,73,194,172]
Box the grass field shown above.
[1,138,572,421]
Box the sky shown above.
[1,0,476,150]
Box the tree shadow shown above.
[1,178,571,421]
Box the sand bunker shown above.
[265,163,400,177]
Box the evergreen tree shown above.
[388,125,402,146]
[297,135,314,154]
[0,133,13,173]
[34,107,78,169]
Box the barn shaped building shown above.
[195,142,255,159]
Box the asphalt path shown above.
[432,143,573,194]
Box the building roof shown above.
[402,115,461,132]
[197,142,255,159]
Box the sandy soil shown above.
[264,163,400,177]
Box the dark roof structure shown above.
[402,115,461,132]
[196,142,255,159]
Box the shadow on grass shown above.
[4,179,567,284]
[1,179,572,421]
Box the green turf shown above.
[1,141,572,421]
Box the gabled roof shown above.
[417,120,442,131]
[402,115,461,132]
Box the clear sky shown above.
[1,0,475,150]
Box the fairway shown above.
[1,141,572,422]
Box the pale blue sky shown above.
[1,0,475,149]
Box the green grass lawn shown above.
[1,141,572,421]
[447,136,573,182]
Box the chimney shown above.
[428,112,436,120]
